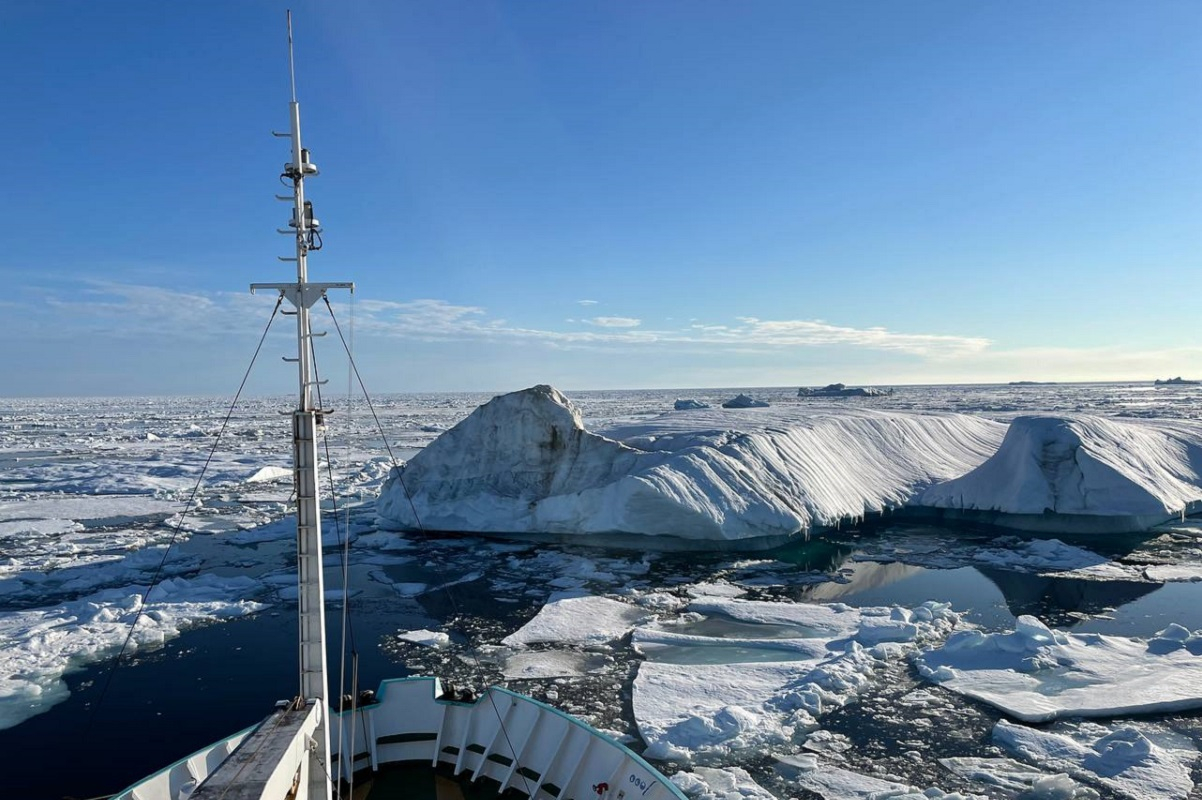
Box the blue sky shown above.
[3,1,1200,396]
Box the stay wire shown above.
[320,298,533,796]
[322,297,423,529]
[309,333,369,799]
[82,296,283,742]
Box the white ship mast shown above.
[112,13,687,800]
[249,12,352,800]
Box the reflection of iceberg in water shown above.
[976,566,1157,626]
[762,538,856,574]
[805,561,927,601]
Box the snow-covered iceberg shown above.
[721,394,770,409]
[376,385,1003,543]
[917,415,1202,533]
[376,388,1202,541]
[798,383,889,398]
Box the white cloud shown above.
[14,280,1202,390]
[587,316,642,328]
[720,317,991,358]
[577,299,599,306]
[14,283,990,362]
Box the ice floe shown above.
[0,574,266,730]
[501,650,612,680]
[631,597,960,761]
[671,766,777,800]
[993,719,1198,799]
[775,754,983,799]
[917,615,1202,722]
[939,757,1098,799]
[501,592,653,646]
[397,628,450,647]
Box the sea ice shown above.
[774,753,983,799]
[0,575,266,730]
[396,629,450,647]
[0,543,201,602]
[993,719,1197,799]
[631,598,960,761]
[916,615,1202,722]
[849,533,1147,583]
[671,766,777,800]
[938,757,1098,799]
[501,591,654,646]
[0,496,179,527]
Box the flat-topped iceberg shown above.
[798,383,890,398]
[376,385,1003,543]
[918,415,1202,533]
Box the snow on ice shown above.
[0,575,266,730]
[377,385,1003,542]
[774,754,983,799]
[993,719,1198,799]
[919,415,1202,532]
[630,597,960,761]
[916,615,1202,722]
[501,591,654,646]
[377,386,1202,542]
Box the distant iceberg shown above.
[798,383,889,398]
[721,393,769,409]
[376,385,1001,544]
[674,399,710,410]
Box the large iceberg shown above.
[376,385,1003,543]
[376,387,1202,541]
[918,415,1202,533]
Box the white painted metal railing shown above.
[113,678,685,800]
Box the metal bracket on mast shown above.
[251,281,355,310]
